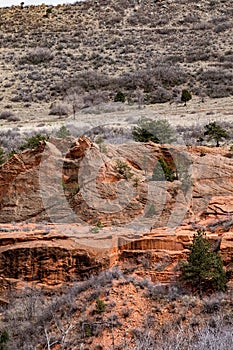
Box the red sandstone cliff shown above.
[0,138,233,288]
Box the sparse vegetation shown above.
[0,267,232,350]
[114,159,133,180]
[0,1,233,349]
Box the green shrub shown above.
[8,149,17,159]
[19,134,49,151]
[115,160,133,180]
[114,91,126,103]
[95,298,106,313]
[0,330,9,350]
[174,153,192,191]
[181,89,192,106]
[45,8,52,17]
[132,118,176,144]
[145,203,156,218]
[152,157,175,182]
[55,126,71,139]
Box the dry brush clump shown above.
[19,47,54,65]
[1,264,233,350]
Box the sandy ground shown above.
[0,96,232,135]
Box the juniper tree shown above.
[180,230,227,295]
[204,121,230,147]
[114,90,126,103]
[181,89,192,106]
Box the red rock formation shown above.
[0,138,233,288]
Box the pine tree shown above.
[180,230,227,295]
[204,121,230,147]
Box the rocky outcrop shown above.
[1,139,232,225]
[0,223,111,290]
[66,136,94,159]
[0,139,233,287]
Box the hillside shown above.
[0,0,232,132]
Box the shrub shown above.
[114,91,126,103]
[152,157,175,182]
[180,230,227,295]
[95,298,106,313]
[132,118,176,144]
[202,298,221,314]
[0,146,6,165]
[181,89,192,106]
[145,203,156,218]
[55,126,71,139]
[19,134,49,150]
[114,159,133,180]
[49,102,70,116]
[20,47,54,65]
[0,111,14,120]
[0,330,9,350]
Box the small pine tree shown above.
[204,121,230,147]
[152,157,175,182]
[181,89,192,106]
[180,230,227,295]
[95,298,106,313]
[114,91,126,103]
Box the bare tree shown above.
[65,88,85,119]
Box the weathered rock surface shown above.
[0,223,112,290]
[0,139,233,287]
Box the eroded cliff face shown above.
[0,223,112,291]
[0,138,233,288]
